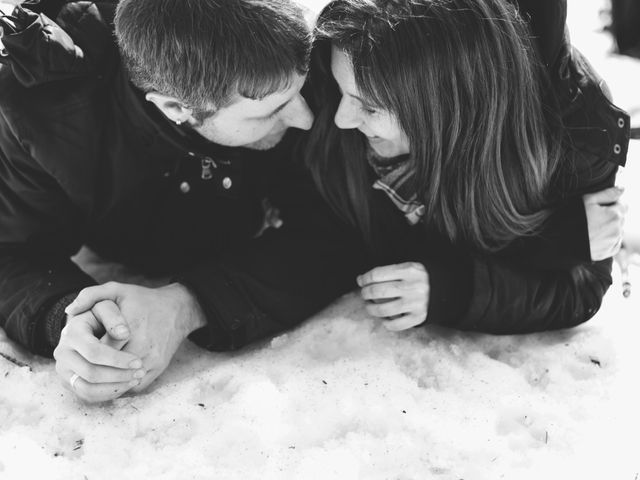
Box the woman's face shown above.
[330,46,410,158]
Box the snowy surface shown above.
[1,1,639,479]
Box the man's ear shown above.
[145,92,194,125]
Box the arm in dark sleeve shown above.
[510,0,630,270]
[501,147,619,271]
[369,193,612,335]
[176,156,369,351]
[424,133,621,331]
[426,250,612,334]
[0,109,95,357]
[425,143,620,331]
[506,196,591,269]
[499,0,628,270]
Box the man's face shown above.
[193,74,314,150]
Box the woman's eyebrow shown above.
[348,93,376,108]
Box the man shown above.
[0,0,629,403]
[0,0,368,402]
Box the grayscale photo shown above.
[0,0,638,478]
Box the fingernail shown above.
[129,359,142,369]
[129,380,140,387]
[133,370,146,379]
[64,303,74,314]
[115,325,130,337]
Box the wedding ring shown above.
[69,373,80,390]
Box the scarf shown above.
[367,147,425,226]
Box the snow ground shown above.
[1,1,639,479]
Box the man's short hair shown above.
[115,0,311,111]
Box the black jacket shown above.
[0,1,630,356]
[0,1,368,355]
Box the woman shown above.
[305,0,627,332]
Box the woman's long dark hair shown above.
[305,0,563,252]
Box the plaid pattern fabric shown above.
[367,148,425,225]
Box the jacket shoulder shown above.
[0,62,107,190]
[0,63,105,132]
[0,0,118,87]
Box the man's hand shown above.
[54,302,145,403]
[357,262,430,331]
[584,187,627,261]
[65,282,207,394]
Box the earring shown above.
[175,120,183,125]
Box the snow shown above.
[1,1,639,479]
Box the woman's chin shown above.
[368,139,401,158]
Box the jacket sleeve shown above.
[500,142,620,271]
[0,103,95,357]
[422,242,612,334]
[357,189,610,335]
[505,0,629,270]
[176,162,369,351]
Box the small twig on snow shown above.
[0,351,30,369]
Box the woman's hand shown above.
[584,187,627,261]
[357,262,429,331]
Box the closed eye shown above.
[258,98,292,121]
[361,105,378,115]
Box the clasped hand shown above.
[54,282,205,403]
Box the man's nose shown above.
[282,94,314,131]
[333,97,360,130]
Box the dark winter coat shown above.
[0,0,630,357]
[0,1,366,355]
